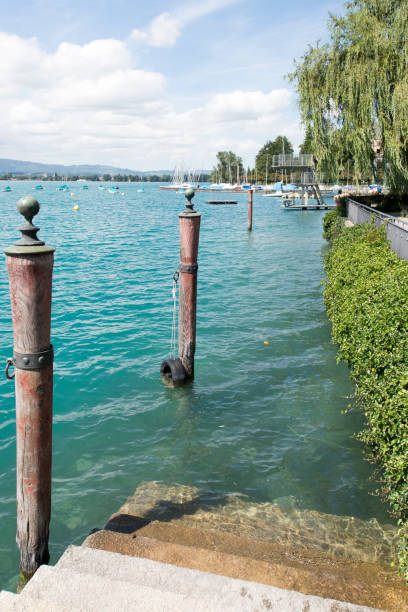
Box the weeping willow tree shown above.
[289,0,408,192]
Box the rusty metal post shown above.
[4,197,54,579]
[248,188,253,231]
[178,189,201,379]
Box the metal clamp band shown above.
[179,263,198,274]
[13,345,54,371]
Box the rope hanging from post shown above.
[170,270,179,359]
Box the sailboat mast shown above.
[265,153,268,186]
[281,138,285,186]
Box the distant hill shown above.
[0,158,172,177]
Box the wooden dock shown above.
[281,203,336,210]
[206,200,237,205]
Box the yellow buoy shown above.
[264,341,270,345]
[71,193,75,197]
[73,205,79,211]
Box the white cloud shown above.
[0,32,165,112]
[205,89,292,121]
[0,33,46,94]
[131,13,182,48]
[43,70,165,111]
[0,31,298,169]
[130,0,242,48]
[46,39,132,79]
[9,101,50,123]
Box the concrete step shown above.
[0,591,18,608]
[83,523,407,611]
[29,550,381,612]
[57,544,246,603]
[0,588,70,611]
[57,545,382,612]
[18,563,242,611]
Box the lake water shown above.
[0,181,391,590]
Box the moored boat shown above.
[263,190,284,198]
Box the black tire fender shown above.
[160,358,187,387]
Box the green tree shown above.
[255,136,294,182]
[289,0,408,191]
[210,151,244,183]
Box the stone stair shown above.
[1,481,406,611]
[0,545,384,611]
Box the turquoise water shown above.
[0,181,389,589]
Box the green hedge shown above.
[333,195,348,217]
[323,219,408,577]
[322,209,345,242]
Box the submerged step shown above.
[115,482,398,566]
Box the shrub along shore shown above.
[323,208,408,578]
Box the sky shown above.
[0,0,345,171]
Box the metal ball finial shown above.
[15,196,44,246]
[17,196,40,223]
[184,188,195,213]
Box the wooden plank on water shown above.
[281,204,336,210]
[206,200,238,205]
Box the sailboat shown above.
[160,165,200,190]
[263,185,284,198]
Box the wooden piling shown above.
[248,189,253,231]
[4,197,54,579]
[178,189,201,379]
